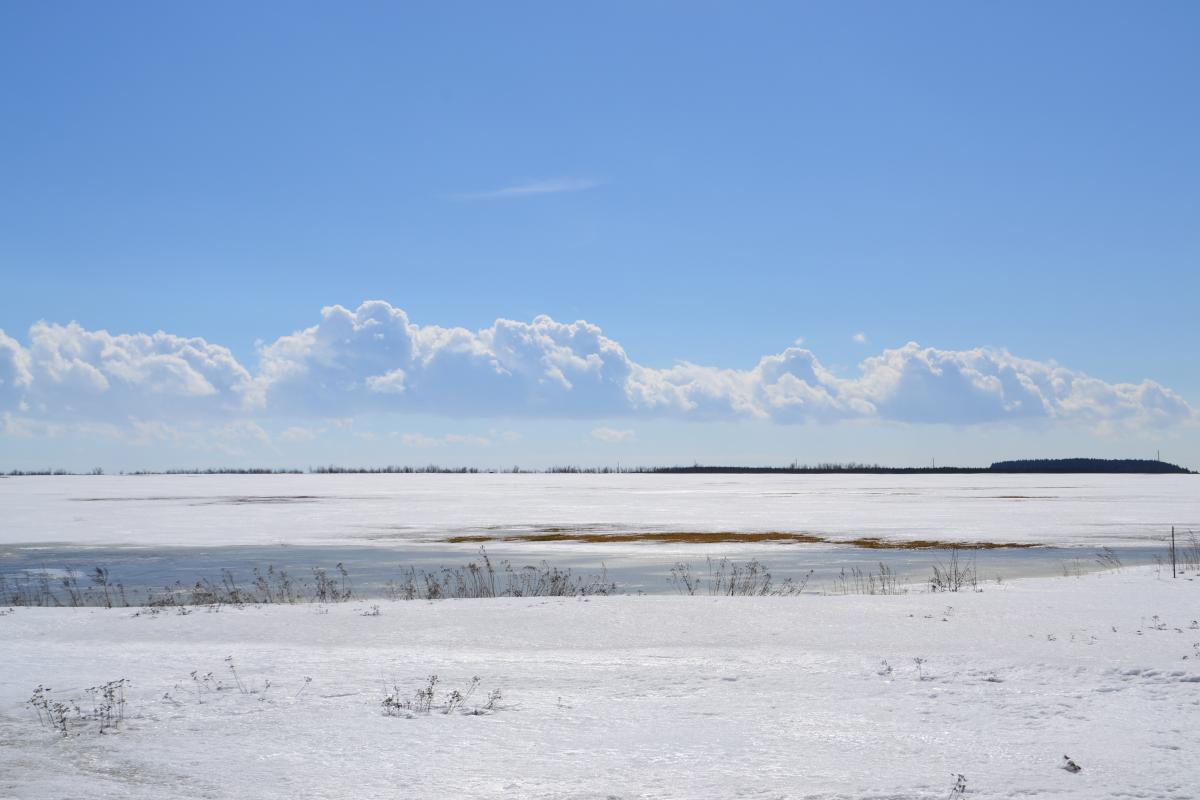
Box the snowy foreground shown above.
[1,567,1197,799]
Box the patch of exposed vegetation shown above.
[446,530,1039,550]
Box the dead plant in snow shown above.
[929,548,978,592]
[381,675,503,717]
[669,557,811,596]
[28,678,129,736]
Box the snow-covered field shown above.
[2,473,1196,549]
[1,567,1197,799]
[2,474,1196,797]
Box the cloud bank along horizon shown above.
[0,301,1195,446]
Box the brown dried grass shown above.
[445,531,1038,549]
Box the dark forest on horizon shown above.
[3,458,1194,476]
[646,458,1192,475]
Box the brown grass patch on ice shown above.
[445,531,1038,549]
[842,537,1037,550]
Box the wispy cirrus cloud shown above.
[280,425,318,442]
[455,177,602,200]
[399,432,495,448]
[591,426,635,443]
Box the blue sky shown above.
[1,1,1198,470]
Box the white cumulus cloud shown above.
[0,303,1194,438]
[1,322,254,423]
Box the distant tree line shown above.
[3,457,1193,476]
[986,458,1190,474]
[647,458,1193,475]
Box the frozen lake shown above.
[1,473,1195,597]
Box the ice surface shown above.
[1,473,1196,549]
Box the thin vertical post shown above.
[1171,526,1177,579]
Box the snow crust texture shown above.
[1,568,1197,799]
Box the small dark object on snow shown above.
[1062,755,1082,773]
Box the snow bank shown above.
[1,567,1196,798]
